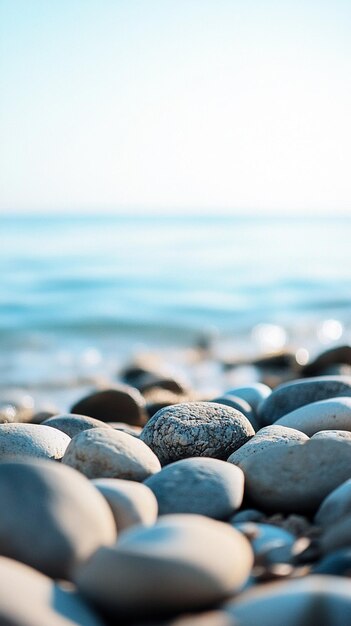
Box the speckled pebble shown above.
[140,402,254,465]
[0,423,71,460]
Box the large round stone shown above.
[43,413,113,438]
[145,457,244,519]
[140,402,254,465]
[259,376,351,426]
[71,385,147,426]
[0,556,104,625]
[74,515,253,618]
[240,438,351,514]
[227,425,308,467]
[92,478,158,531]
[275,397,351,436]
[62,428,161,480]
[0,423,70,460]
[227,575,351,626]
[0,458,116,579]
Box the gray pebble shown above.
[241,438,351,514]
[227,425,308,467]
[0,458,116,579]
[0,423,71,460]
[140,402,254,465]
[275,397,351,436]
[259,376,351,426]
[43,413,113,438]
[145,457,244,519]
[63,427,161,480]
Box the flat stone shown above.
[63,427,161,480]
[315,479,351,527]
[0,458,116,579]
[140,402,254,465]
[42,413,113,438]
[74,514,253,618]
[0,423,71,460]
[227,575,351,626]
[240,438,351,514]
[275,397,351,436]
[0,556,104,626]
[227,425,308,467]
[92,478,158,532]
[145,457,244,519]
[259,376,351,426]
[71,385,147,426]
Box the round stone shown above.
[43,413,113,438]
[275,397,351,436]
[227,575,351,626]
[0,556,104,626]
[240,438,351,514]
[71,385,147,426]
[92,478,158,532]
[74,514,253,618]
[145,457,244,519]
[259,376,351,426]
[62,428,161,480]
[0,423,71,460]
[227,425,308,467]
[140,402,254,465]
[0,458,116,579]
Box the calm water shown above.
[1,214,351,396]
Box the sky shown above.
[0,0,351,215]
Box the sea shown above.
[1,213,351,408]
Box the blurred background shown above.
[0,1,351,408]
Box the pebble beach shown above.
[1,337,351,625]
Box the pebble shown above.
[0,458,116,579]
[92,478,158,532]
[0,423,71,460]
[0,556,104,626]
[71,385,147,426]
[315,479,351,527]
[145,457,244,519]
[230,509,266,524]
[62,427,161,480]
[301,345,351,377]
[259,376,351,425]
[227,575,351,626]
[240,438,351,514]
[74,514,253,618]
[42,413,113,438]
[275,397,351,436]
[226,383,272,416]
[140,402,254,465]
[233,523,295,565]
[227,425,308,467]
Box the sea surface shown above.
[1,213,351,404]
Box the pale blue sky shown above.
[1,0,351,214]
